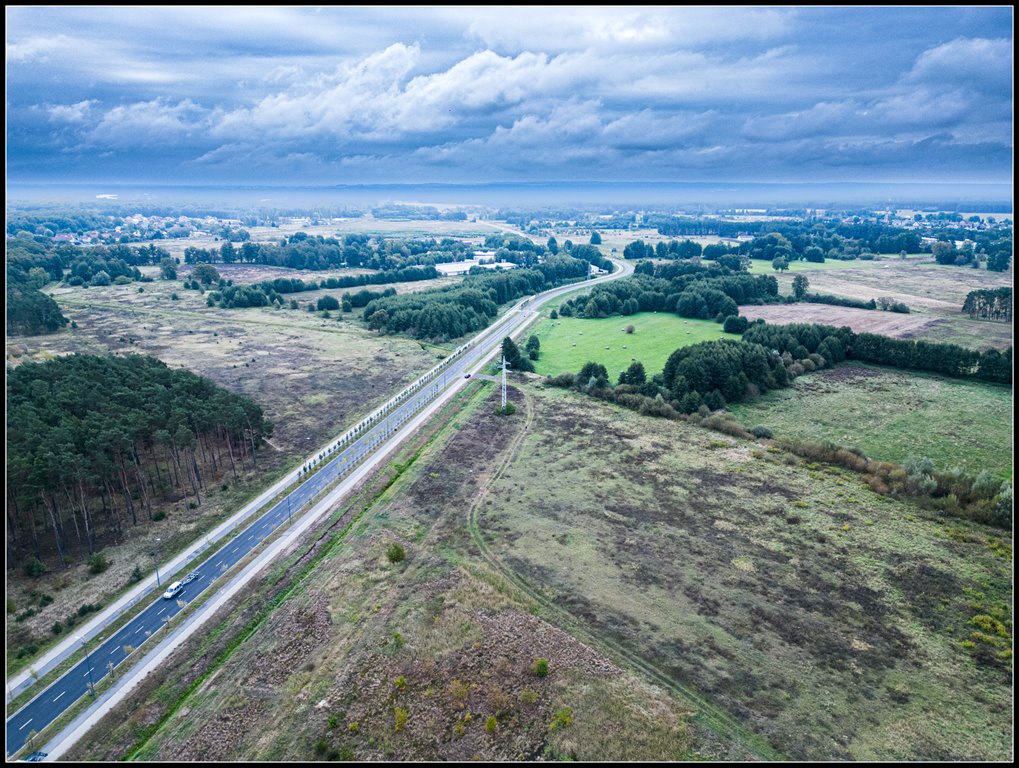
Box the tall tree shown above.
[792,274,809,299]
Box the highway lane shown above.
[6,259,630,756]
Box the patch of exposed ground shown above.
[766,262,1013,349]
[739,303,938,338]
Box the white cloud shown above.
[904,37,1012,92]
[6,34,73,62]
[463,7,790,52]
[89,99,209,146]
[48,100,97,123]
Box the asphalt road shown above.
[5,259,630,756]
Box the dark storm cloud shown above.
[5,6,1012,184]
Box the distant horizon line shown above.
[8,179,1013,190]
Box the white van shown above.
[162,581,184,600]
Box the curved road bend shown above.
[5,257,631,756]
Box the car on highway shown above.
[464,373,471,378]
[162,581,184,599]
[18,752,48,762]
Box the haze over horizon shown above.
[6,6,1014,189]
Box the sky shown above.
[5,6,1014,187]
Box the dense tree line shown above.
[962,287,1012,321]
[204,266,439,309]
[850,333,1011,382]
[651,217,925,257]
[483,235,613,272]
[929,233,1012,271]
[7,236,166,287]
[802,293,878,311]
[557,263,778,320]
[259,265,438,292]
[344,287,397,309]
[6,276,69,336]
[184,233,475,271]
[622,239,703,261]
[7,354,272,569]
[741,321,1011,384]
[362,258,590,340]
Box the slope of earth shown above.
[66,381,1012,762]
[66,385,698,762]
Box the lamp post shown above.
[152,537,161,587]
[76,635,95,698]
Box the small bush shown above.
[531,658,549,677]
[128,565,144,584]
[394,675,407,690]
[16,643,38,659]
[547,372,575,388]
[87,552,110,575]
[751,425,774,439]
[152,510,167,521]
[16,607,39,622]
[386,542,406,563]
[549,707,573,731]
[327,714,339,730]
[394,707,409,732]
[485,715,498,733]
[23,557,46,578]
[51,621,63,635]
[495,402,516,416]
[519,688,539,705]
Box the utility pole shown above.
[152,537,161,587]
[501,355,507,410]
[77,635,95,698]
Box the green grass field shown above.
[530,312,730,378]
[478,384,1012,760]
[728,362,1013,479]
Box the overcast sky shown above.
[5,6,1013,186]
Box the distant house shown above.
[434,259,520,276]
[435,261,474,276]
